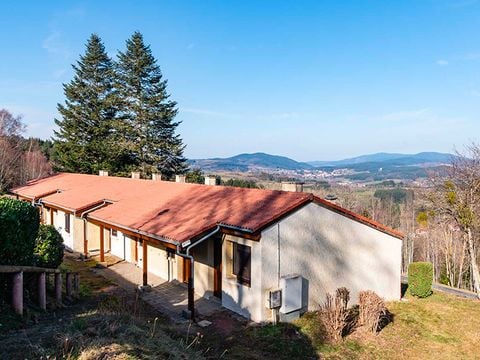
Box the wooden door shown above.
[213,239,222,298]
[183,257,191,284]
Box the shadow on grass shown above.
[245,322,319,360]
[401,282,408,298]
[0,294,205,359]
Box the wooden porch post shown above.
[38,272,46,311]
[54,272,62,306]
[12,271,23,315]
[66,272,73,299]
[188,258,195,319]
[100,224,105,262]
[73,273,80,299]
[83,220,88,258]
[143,239,148,286]
[50,208,54,225]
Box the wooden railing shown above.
[0,265,80,315]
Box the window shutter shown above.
[226,240,233,275]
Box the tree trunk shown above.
[466,228,480,297]
[457,239,466,289]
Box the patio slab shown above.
[94,260,223,323]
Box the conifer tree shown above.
[115,32,187,178]
[54,34,127,174]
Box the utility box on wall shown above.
[266,289,282,309]
[279,274,303,315]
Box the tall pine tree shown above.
[115,32,187,178]
[54,34,129,174]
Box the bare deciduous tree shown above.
[0,109,52,192]
[428,144,480,297]
[0,109,25,192]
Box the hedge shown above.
[35,224,64,268]
[408,262,433,298]
[0,198,40,266]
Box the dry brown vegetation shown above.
[358,290,387,334]
[0,254,204,359]
[295,291,480,359]
[0,109,52,193]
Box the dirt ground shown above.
[0,252,317,359]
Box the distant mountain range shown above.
[308,152,454,167]
[189,152,313,171]
[189,152,454,172]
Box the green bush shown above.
[34,224,64,268]
[408,262,433,298]
[0,198,39,266]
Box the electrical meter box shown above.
[279,274,303,314]
[266,289,282,309]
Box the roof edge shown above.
[312,196,404,240]
[87,214,181,247]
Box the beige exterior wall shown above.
[146,241,177,282]
[104,227,111,253]
[86,222,100,251]
[52,209,74,250]
[221,234,263,321]
[259,202,402,322]
[73,217,84,253]
[41,207,50,224]
[220,203,401,322]
[192,238,215,297]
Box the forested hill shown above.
[189,152,314,171]
[189,151,453,172]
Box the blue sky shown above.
[1,1,480,161]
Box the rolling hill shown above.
[308,152,454,167]
[189,152,314,171]
[189,151,453,172]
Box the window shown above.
[111,229,118,237]
[64,213,70,233]
[233,243,251,286]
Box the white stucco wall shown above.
[192,238,215,298]
[53,209,74,250]
[110,230,125,259]
[259,202,402,322]
[147,241,178,282]
[221,234,263,321]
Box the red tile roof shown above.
[11,173,403,243]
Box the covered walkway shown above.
[94,259,222,323]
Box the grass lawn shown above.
[0,254,204,359]
[293,292,480,359]
[2,253,479,359]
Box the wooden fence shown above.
[0,265,80,315]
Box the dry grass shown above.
[0,254,205,359]
[294,291,480,359]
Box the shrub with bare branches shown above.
[358,290,387,333]
[318,288,350,343]
[336,287,350,310]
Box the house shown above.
[11,172,403,322]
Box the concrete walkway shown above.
[401,275,479,300]
[94,260,222,323]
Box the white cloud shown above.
[53,68,68,79]
[182,108,241,118]
[382,108,432,122]
[462,52,480,61]
[42,31,72,60]
[181,108,303,121]
[436,59,449,66]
